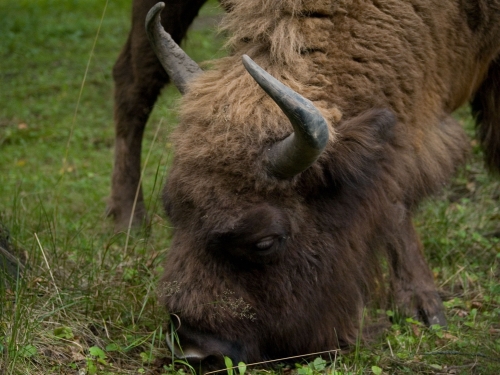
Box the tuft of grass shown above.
[0,0,499,374]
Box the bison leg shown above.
[108,0,208,231]
[388,213,447,327]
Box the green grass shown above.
[0,0,499,374]
[0,0,225,373]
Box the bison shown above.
[122,0,500,370]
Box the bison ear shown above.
[145,2,202,94]
[334,108,397,145]
[351,108,397,141]
[324,108,398,183]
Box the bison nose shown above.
[166,328,207,361]
[166,319,245,371]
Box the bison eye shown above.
[255,237,275,251]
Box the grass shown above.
[0,0,499,374]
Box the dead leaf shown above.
[489,328,500,335]
[466,182,475,192]
[411,324,421,337]
[441,332,458,341]
[471,301,483,310]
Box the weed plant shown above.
[0,0,498,374]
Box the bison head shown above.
[147,2,399,371]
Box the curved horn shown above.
[242,55,329,179]
[146,2,202,94]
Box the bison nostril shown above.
[166,315,210,361]
[165,330,208,361]
[165,320,245,370]
[165,332,230,373]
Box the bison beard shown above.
[111,0,500,371]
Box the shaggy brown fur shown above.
[143,0,500,370]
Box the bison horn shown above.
[242,55,329,179]
[146,2,202,95]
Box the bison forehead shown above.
[163,166,304,232]
[167,61,342,203]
